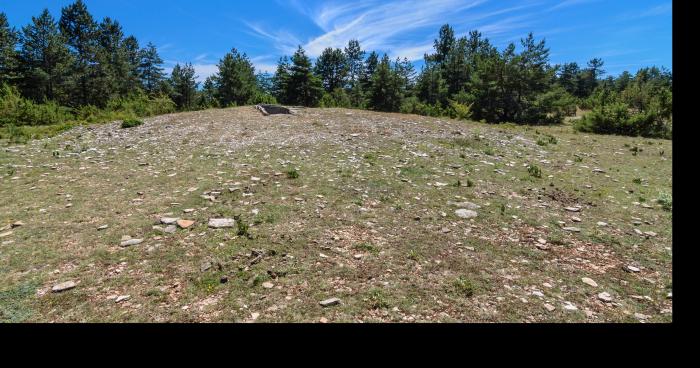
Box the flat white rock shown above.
[208,218,235,228]
[455,209,478,219]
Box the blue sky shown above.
[3,0,672,82]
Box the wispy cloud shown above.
[246,0,550,61]
[618,3,672,20]
[244,21,302,55]
[547,0,601,12]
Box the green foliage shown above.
[120,118,142,128]
[286,168,299,179]
[527,164,542,178]
[368,54,404,112]
[366,288,390,309]
[448,99,473,120]
[1,83,73,126]
[574,101,670,138]
[169,63,199,110]
[657,192,672,211]
[315,47,348,92]
[212,48,258,107]
[319,88,351,108]
[276,46,323,107]
[453,277,476,297]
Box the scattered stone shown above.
[564,207,581,212]
[597,222,608,227]
[455,209,478,219]
[625,265,641,273]
[177,219,195,229]
[251,312,260,320]
[200,261,212,272]
[115,295,131,303]
[544,303,556,312]
[0,231,13,238]
[11,221,24,228]
[448,201,481,210]
[164,225,177,234]
[634,313,649,321]
[208,218,235,228]
[582,277,598,287]
[160,217,179,225]
[643,231,657,237]
[51,281,77,293]
[563,227,581,232]
[120,238,143,247]
[262,282,274,289]
[598,292,613,302]
[571,216,582,222]
[97,225,108,230]
[319,317,329,323]
[183,208,195,213]
[319,298,341,307]
[563,302,578,311]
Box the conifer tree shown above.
[169,63,198,110]
[368,54,403,112]
[0,13,19,86]
[138,42,165,95]
[315,47,348,92]
[272,56,291,103]
[59,0,98,106]
[213,48,257,107]
[18,9,72,103]
[285,46,322,106]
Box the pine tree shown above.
[18,9,72,103]
[361,51,379,92]
[0,12,19,86]
[272,56,291,103]
[198,76,218,108]
[427,24,455,64]
[169,63,198,110]
[368,54,403,112]
[442,37,469,96]
[213,48,257,107]
[122,35,141,94]
[286,46,323,107]
[315,47,347,92]
[256,72,274,95]
[557,62,580,95]
[344,39,365,86]
[138,42,165,95]
[344,39,366,107]
[59,0,98,106]
[416,63,448,106]
[92,17,129,105]
[394,57,416,95]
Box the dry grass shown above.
[0,107,672,323]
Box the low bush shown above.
[121,118,143,129]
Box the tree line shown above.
[1,2,672,140]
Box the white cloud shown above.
[547,0,601,12]
[245,0,549,62]
[618,3,672,20]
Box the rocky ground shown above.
[0,107,672,322]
